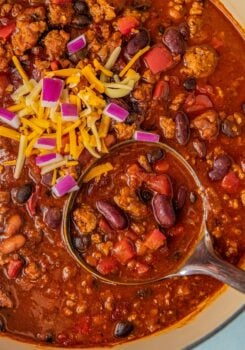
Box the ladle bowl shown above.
[62,141,245,293]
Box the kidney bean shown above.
[193,138,207,158]
[174,185,187,211]
[241,102,245,113]
[146,148,165,164]
[43,207,62,229]
[178,22,190,41]
[152,194,176,228]
[74,0,89,14]
[126,29,150,57]
[5,214,22,237]
[114,321,134,338]
[72,15,91,28]
[7,259,23,279]
[208,154,232,181]
[96,200,128,230]
[183,77,197,91]
[15,183,33,204]
[0,234,26,255]
[163,27,185,55]
[175,111,190,146]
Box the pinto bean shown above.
[0,234,26,255]
[152,194,176,228]
[5,214,22,237]
[193,138,207,158]
[175,112,190,145]
[96,200,128,230]
[163,27,185,55]
[208,154,232,181]
[126,29,150,56]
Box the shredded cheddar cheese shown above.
[83,162,114,183]
[119,46,150,77]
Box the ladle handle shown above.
[178,238,245,294]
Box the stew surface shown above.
[0,0,244,347]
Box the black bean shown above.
[190,191,197,203]
[183,77,197,91]
[178,22,190,41]
[152,194,176,228]
[114,321,134,338]
[72,235,91,253]
[74,0,89,14]
[147,148,165,164]
[221,120,239,137]
[138,188,153,203]
[43,207,62,229]
[45,333,54,343]
[0,318,5,332]
[174,185,187,211]
[15,184,33,204]
[208,154,232,181]
[72,15,91,28]
[96,200,128,230]
[175,111,190,146]
[126,29,150,56]
[163,27,185,55]
[193,138,207,158]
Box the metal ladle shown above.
[62,141,245,293]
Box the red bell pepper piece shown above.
[185,94,213,114]
[117,16,139,35]
[144,45,174,74]
[144,229,166,250]
[96,256,118,275]
[113,239,136,264]
[27,186,40,216]
[0,22,16,40]
[153,80,170,100]
[221,172,241,194]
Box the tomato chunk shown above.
[153,80,169,100]
[221,172,241,194]
[146,174,173,196]
[7,260,23,279]
[113,239,136,264]
[144,46,174,74]
[185,94,213,114]
[0,22,16,40]
[144,229,166,250]
[117,16,139,35]
[96,257,118,275]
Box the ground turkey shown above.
[191,109,219,140]
[11,7,47,55]
[0,40,13,72]
[73,206,97,234]
[114,187,148,218]
[44,30,70,60]
[48,3,74,26]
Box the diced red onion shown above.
[103,102,129,122]
[36,153,63,167]
[61,103,79,121]
[34,138,56,150]
[41,78,64,108]
[0,108,20,129]
[67,34,86,54]
[52,174,79,197]
[134,130,160,143]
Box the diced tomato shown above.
[221,172,241,194]
[0,22,16,40]
[0,74,9,95]
[117,16,139,35]
[7,259,23,279]
[75,316,91,335]
[185,94,213,114]
[211,37,224,49]
[144,229,166,250]
[154,160,170,173]
[27,186,40,217]
[125,230,138,241]
[153,80,169,100]
[146,174,173,196]
[135,262,150,274]
[144,45,174,74]
[113,239,136,264]
[51,60,59,71]
[96,257,118,275]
